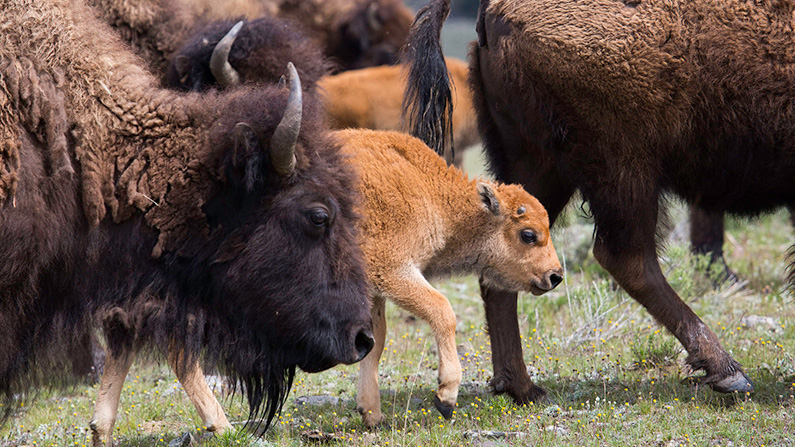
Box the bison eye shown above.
[309,209,329,226]
[520,229,537,244]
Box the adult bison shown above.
[404,0,795,402]
[89,0,413,77]
[0,0,373,439]
[167,18,333,91]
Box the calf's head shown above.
[476,182,563,295]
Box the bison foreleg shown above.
[90,345,135,447]
[379,266,461,419]
[167,351,232,434]
[480,280,547,404]
[592,232,753,393]
[356,294,387,428]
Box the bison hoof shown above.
[433,395,455,419]
[491,375,547,405]
[168,432,194,447]
[711,371,754,394]
[360,411,386,429]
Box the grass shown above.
[1,148,793,446]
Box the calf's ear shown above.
[477,182,501,216]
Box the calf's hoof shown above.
[358,407,385,428]
[89,420,107,447]
[168,432,194,447]
[433,395,455,419]
[710,371,754,394]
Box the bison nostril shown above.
[354,329,375,361]
[549,273,563,289]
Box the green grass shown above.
[2,152,794,446]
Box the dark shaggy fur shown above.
[167,17,333,91]
[89,0,413,85]
[1,0,371,429]
[87,0,202,77]
[329,0,414,70]
[404,0,795,403]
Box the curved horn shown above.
[269,62,301,176]
[210,21,244,86]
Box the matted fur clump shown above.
[0,0,371,431]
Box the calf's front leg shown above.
[379,267,461,419]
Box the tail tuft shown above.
[401,0,454,158]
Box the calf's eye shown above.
[520,229,537,244]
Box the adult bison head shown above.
[334,0,414,70]
[182,65,373,421]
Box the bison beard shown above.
[0,0,372,436]
[405,0,795,402]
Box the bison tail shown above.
[401,0,454,158]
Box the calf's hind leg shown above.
[90,345,135,447]
[356,294,387,428]
[168,350,232,434]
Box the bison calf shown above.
[166,128,562,428]
[319,57,480,165]
[336,129,562,425]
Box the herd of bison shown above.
[1,0,793,443]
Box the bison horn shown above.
[269,62,301,176]
[210,21,244,86]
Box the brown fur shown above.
[335,129,561,425]
[405,0,795,401]
[185,0,414,70]
[319,58,480,164]
[87,0,201,77]
[1,0,373,438]
[2,0,210,246]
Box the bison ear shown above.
[229,122,266,192]
[174,55,191,85]
[477,182,501,216]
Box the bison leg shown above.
[592,214,753,394]
[381,267,460,419]
[90,345,135,447]
[480,279,547,403]
[689,206,737,282]
[356,294,387,428]
[167,351,232,434]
